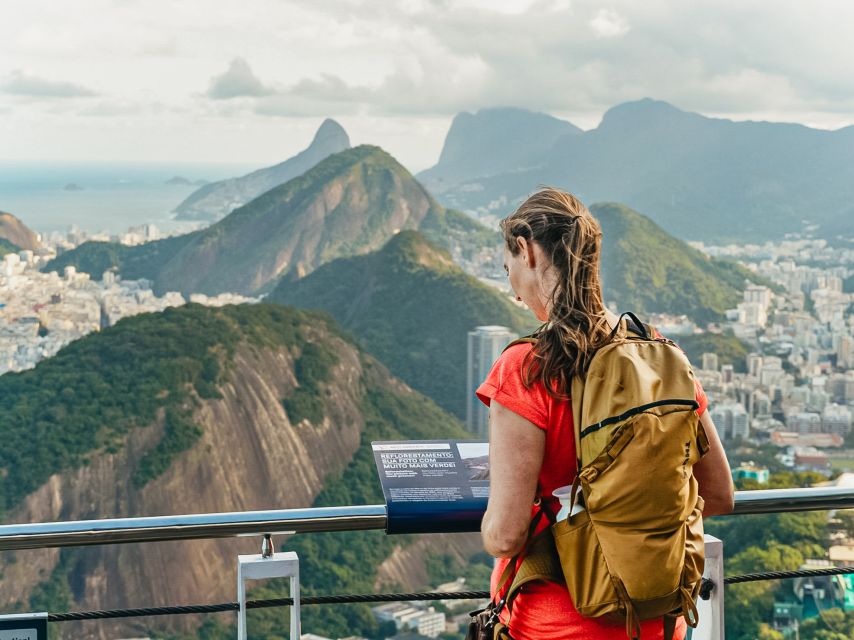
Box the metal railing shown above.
[0,485,850,640]
[0,486,851,551]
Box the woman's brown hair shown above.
[501,187,611,397]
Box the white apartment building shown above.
[710,402,750,440]
[788,412,823,434]
[822,404,852,436]
[701,352,719,372]
[466,325,518,437]
[760,358,786,387]
[372,603,446,638]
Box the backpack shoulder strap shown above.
[622,311,649,338]
[502,506,563,613]
[505,528,564,608]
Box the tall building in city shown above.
[710,402,750,440]
[746,353,763,378]
[788,412,822,434]
[701,352,719,372]
[760,358,785,387]
[751,390,772,417]
[822,403,852,436]
[837,334,853,369]
[744,284,773,308]
[738,301,768,328]
[466,325,518,437]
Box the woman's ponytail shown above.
[500,188,610,397]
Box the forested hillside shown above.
[46,146,493,296]
[269,231,535,419]
[0,303,470,640]
[594,202,758,322]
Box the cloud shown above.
[254,62,491,118]
[0,70,97,98]
[254,75,368,117]
[206,58,275,99]
[2,0,854,166]
[589,8,630,38]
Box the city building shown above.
[822,403,852,436]
[773,561,854,635]
[746,352,763,377]
[732,464,770,484]
[771,432,844,449]
[466,325,518,437]
[701,352,719,372]
[710,402,750,440]
[788,412,822,434]
[372,603,446,638]
[793,447,831,474]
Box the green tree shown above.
[798,608,854,640]
[756,624,784,640]
[724,543,805,640]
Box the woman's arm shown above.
[694,410,735,517]
[481,399,546,558]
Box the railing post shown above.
[692,535,724,640]
[237,536,300,640]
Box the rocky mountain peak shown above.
[598,98,700,130]
[418,106,580,191]
[311,118,350,148]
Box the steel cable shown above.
[45,567,854,622]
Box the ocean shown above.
[0,161,258,236]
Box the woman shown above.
[477,188,734,640]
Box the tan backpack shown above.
[505,313,710,640]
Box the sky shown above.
[2,0,853,173]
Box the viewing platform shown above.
[0,486,852,639]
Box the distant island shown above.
[63,182,84,191]
[166,176,208,187]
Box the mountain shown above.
[428,99,854,242]
[417,107,581,194]
[269,231,536,419]
[268,210,754,422]
[0,303,473,639]
[45,145,494,296]
[0,211,40,251]
[173,118,351,221]
[593,202,755,323]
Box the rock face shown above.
[418,107,580,194]
[0,211,41,250]
[173,119,351,222]
[0,302,475,640]
[0,337,368,638]
[375,533,484,591]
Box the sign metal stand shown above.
[237,534,300,640]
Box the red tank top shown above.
[476,342,708,640]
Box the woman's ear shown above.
[516,236,537,269]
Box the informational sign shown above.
[372,440,490,534]
[0,613,47,640]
